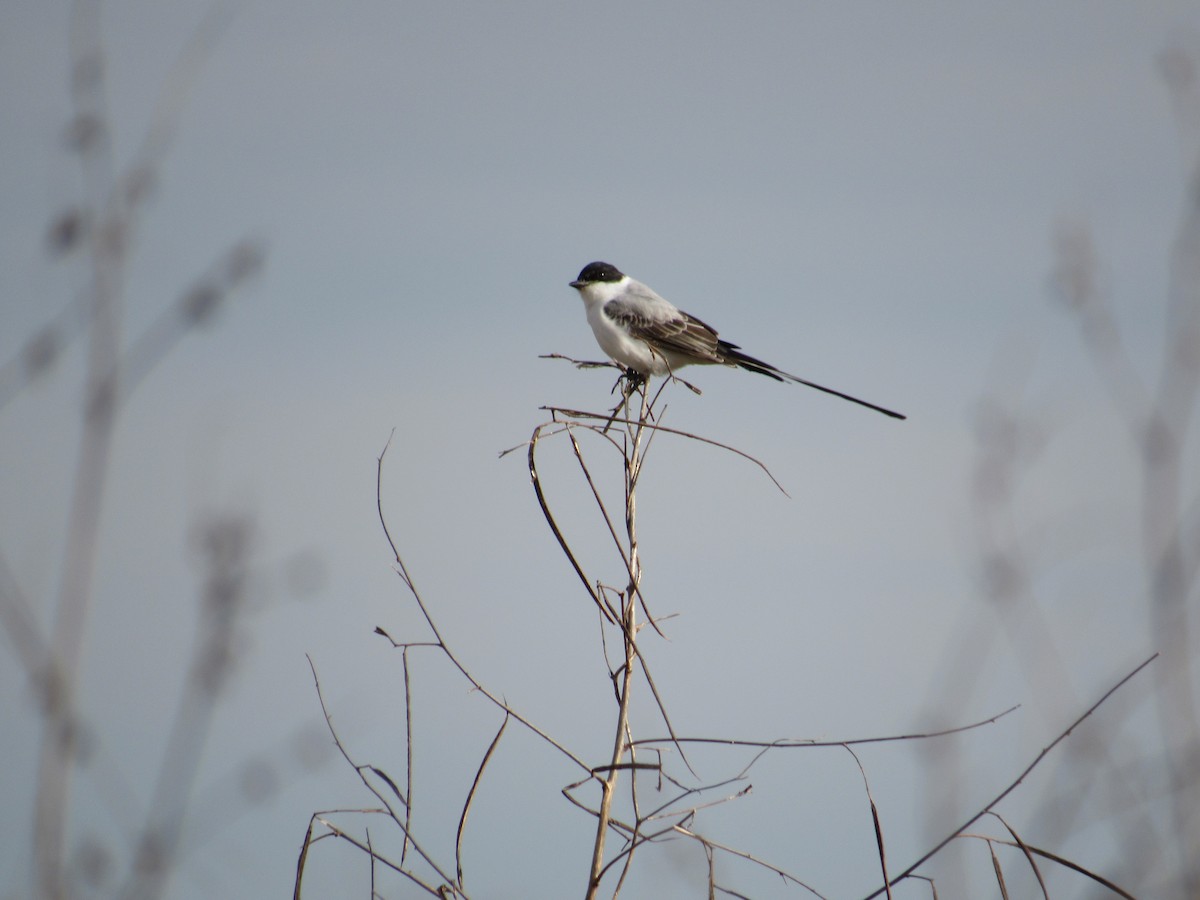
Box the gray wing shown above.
[608,280,907,418]
[603,282,727,363]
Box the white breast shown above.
[583,301,667,375]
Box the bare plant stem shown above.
[586,384,648,899]
[35,7,122,895]
[862,653,1155,899]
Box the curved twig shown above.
[957,832,1133,899]
[305,655,458,891]
[374,437,591,774]
[844,745,891,900]
[989,812,1048,899]
[671,825,828,899]
[542,406,790,497]
[527,422,619,624]
[456,714,509,891]
[632,703,1020,751]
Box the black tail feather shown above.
[720,343,906,420]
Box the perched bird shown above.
[569,261,905,420]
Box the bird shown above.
[568,261,905,420]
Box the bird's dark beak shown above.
[569,280,584,289]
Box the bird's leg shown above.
[602,368,644,433]
[607,366,644,396]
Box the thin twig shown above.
[598,816,694,884]
[401,646,414,866]
[542,406,790,496]
[311,814,449,897]
[293,814,316,900]
[456,714,509,891]
[861,653,1157,899]
[955,832,1136,899]
[632,704,1020,751]
[988,839,1010,899]
[374,438,592,773]
[366,827,377,899]
[611,723,642,897]
[564,770,805,896]
[637,780,753,826]
[845,745,891,900]
[989,812,1047,899]
[564,426,665,637]
[538,352,623,372]
[305,655,458,889]
[527,423,619,624]
[671,825,828,899]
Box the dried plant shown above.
[300,361,1149,897]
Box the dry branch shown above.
[862,653,1156,899]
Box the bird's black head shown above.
[570,261,624,289]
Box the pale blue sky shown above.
[3,2,1199,897]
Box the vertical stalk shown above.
[585,384,648,898]
[35,6,123,895]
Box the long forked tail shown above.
[719,343,906,420]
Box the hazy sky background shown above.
[3,2,1199,897]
